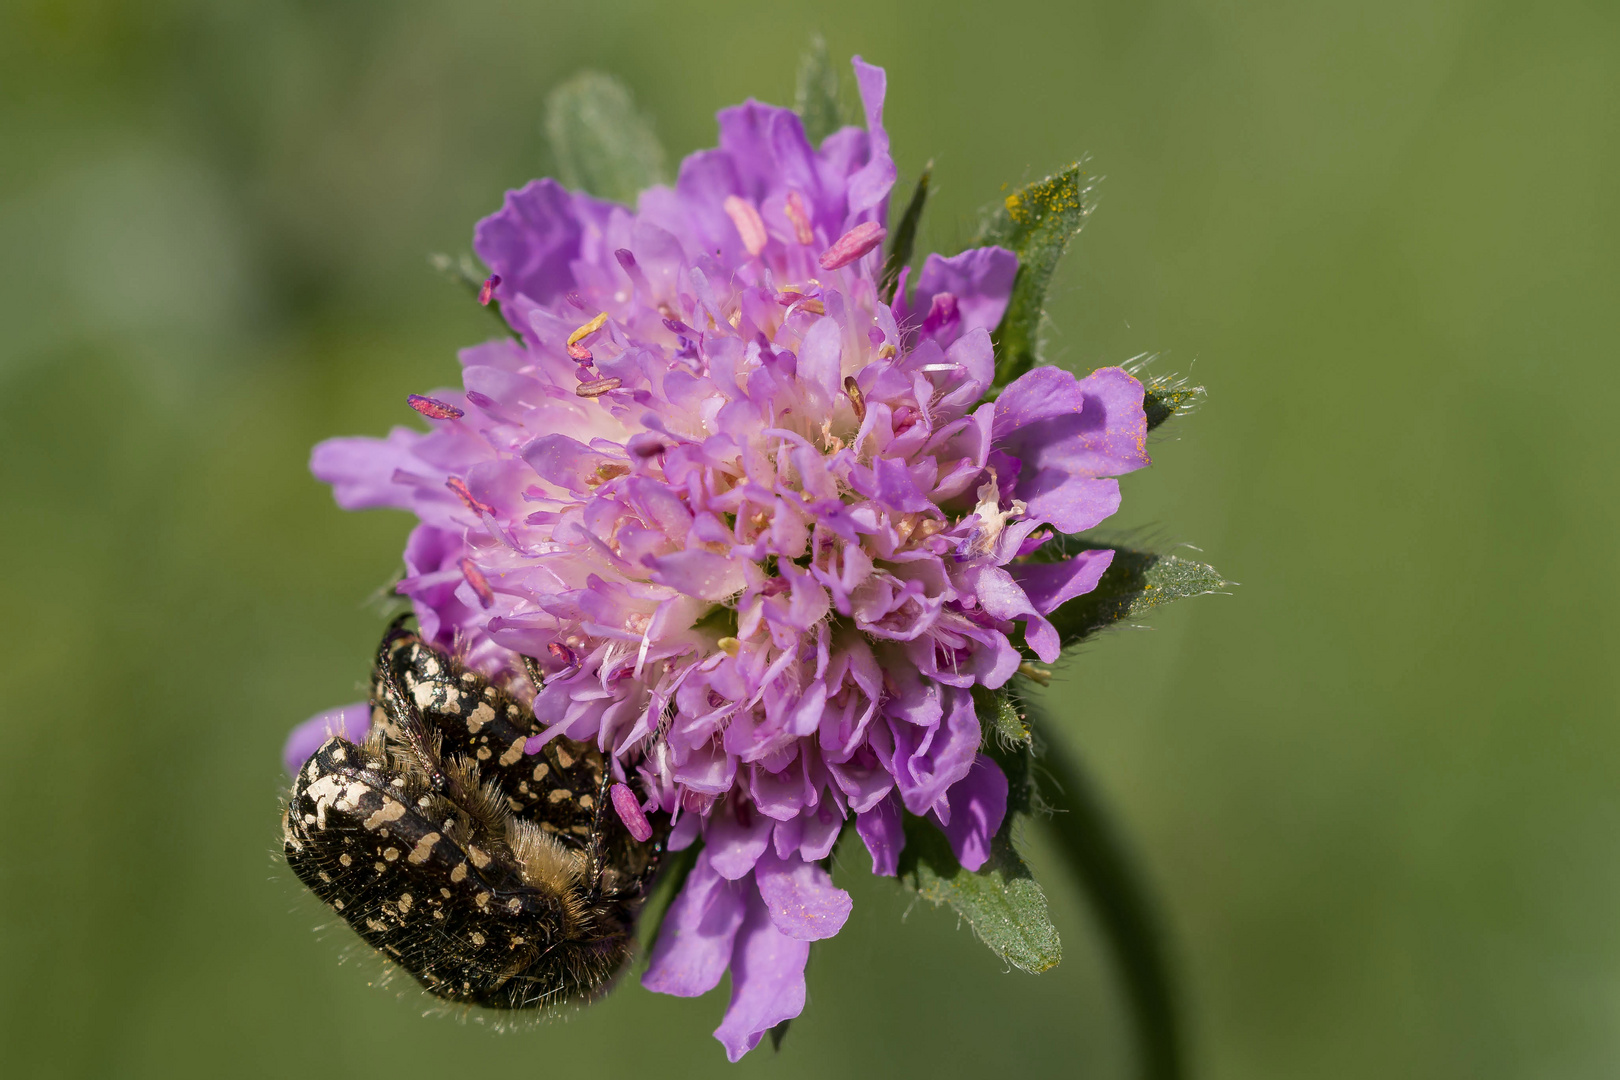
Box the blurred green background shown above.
[3,0,1616,1077]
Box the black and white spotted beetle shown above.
[283,617,669,1010]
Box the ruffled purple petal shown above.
[713,886,810,1062]
[310,429,427,512]
[906,247,1018,348]
[845,57,896,221]
[642,849,748,997]
[473,178,618,307]
[929,754,1008,872]
[993,366,1148,533]
[706,803,775,880]
[753,847,852,941]
[856,789,906,876]
[1009,547,1115,614]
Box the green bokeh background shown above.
[3,1,1616,1077]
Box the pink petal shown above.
[642,850,747,998]
[713,886,810,1062]
[929,754,1008,872]
[855,790,906,877]
[753,848,852,941]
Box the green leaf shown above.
[898,814,1061,974]
[794,35,845,146]
[974,163,1096,388]
[879,164,931,304]
[1025,699,1185,1080]
[544,71,668,206]
[973,684,1030,748]
[1135,366,1206,432]
[1027,538,1230,647]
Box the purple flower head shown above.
[301,56,1148,1057]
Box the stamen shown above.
[844,376,866,421]
[458,557,494,609]
[716,636,741,657]
[610,783,654,842]
[818,221,887,270]
[785,191,815,245]
[723,196,768,256]
[548,641,579,667]
[567,342,593,362]
[478,274,500,306]
[406,394,463,420]
[575,377,622,398]
[445,476,495,517]
[568,311,609,346]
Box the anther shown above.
[478,274,500,306]
[610,784,654,842]
[844,376,866,421]
[444,476,496,517]
[568,311,609,347]
[723,196,769,256]
[407,394,463,420]
[567,342,593,362]
[548,641,579,667]
[575,377,622,398]
[818,221,887,270]
[1017,662,1053,687]
[716,636,741,657]
[459,557,495,609]
[785,191,815,245]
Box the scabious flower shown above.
[296,56,1148,1059]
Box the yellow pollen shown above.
[567,312,609,346]
[716,636,741,657]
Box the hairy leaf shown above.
[899,721,1058,972]
[1027,538,1229,647]
[879,164,931,304]
[544,72,668,206]
[1137,368,1206,431]
[898,815,1061,974]
[794,35,846,146]
[974,163,1096,388]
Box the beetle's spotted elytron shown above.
[283,618,669,1010]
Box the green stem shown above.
[1028,710,1185,1080]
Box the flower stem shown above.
[1027,706,1185,1080]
